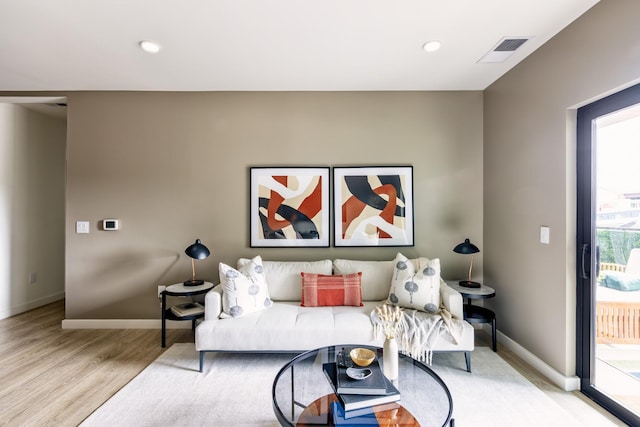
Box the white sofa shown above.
[195,258,475,372]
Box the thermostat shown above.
[103,219,119,231]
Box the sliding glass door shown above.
[577,83,640,425]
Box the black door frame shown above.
[576,82,640,426]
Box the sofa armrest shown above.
[204,284,223,320]
[440,280,463,319]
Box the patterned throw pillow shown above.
[387,253,441,313]
[219,255,273,318]
[300,273,364,307]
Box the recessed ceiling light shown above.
[422,40,441,53]
[139,40,161,54]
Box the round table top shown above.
[272,345,453,427]
[165,281,214,295]
[446,281,495,298]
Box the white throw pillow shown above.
[387,253,441,313]
[237,258,332,301]
[220,256,273,318]
[333,259,394,301]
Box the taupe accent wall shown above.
[0,104,66,319]
[484,0,640,377]
[65,91,483,319]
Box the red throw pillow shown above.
[300,272,364,307]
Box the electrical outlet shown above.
[29,272,37,285]
[157,285,166,299]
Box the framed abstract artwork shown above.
[333,166,414,247]
[250,167,330,247]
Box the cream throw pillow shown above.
[220,255,273,318]
[387,252,441,313]
[237,258,332,301]
[333,259,394,301]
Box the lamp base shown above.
[183,279,204,287]
[458,280,481,288]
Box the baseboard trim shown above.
[0,292,65,320]
[61,318,193,329]
[482,324,580,391]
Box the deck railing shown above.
[597,259,640,343]
[596,301,640,344]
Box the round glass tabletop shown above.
[272,345,453,427]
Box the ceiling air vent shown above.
[478,37,531,63]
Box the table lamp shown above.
[453,238,481,288]
[184,239,210,286]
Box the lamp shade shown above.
[185,239,210,260]
[453,238,479,255]
[183,239,210,286]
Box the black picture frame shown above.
[250,167,330,248]
[333,166,414,247]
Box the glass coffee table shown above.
[272,345,454,427]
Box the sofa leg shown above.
[199,351,205,373]
[464,351,471,373]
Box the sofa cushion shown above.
[300,272,363,307]
[196,301,383,351]
[600,271,640,291]
[219,256,273,318]
[388,253,441,313]
[333,259,394,301]
[237,258,332,301]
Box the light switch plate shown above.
[76,221,90,234]
[540,226,550,244]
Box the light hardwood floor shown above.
[0,300,627,426]
[0,300,191,426]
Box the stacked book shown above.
[170,302,204,317]
[322,357,400,425]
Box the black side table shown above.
[161,281,213,347]
[447,281,497,352]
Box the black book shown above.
[336,358,387,395]
[322,363,401,412]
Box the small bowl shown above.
[346,367,372,380]
[349,348,376,367]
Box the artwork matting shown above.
[250,167,330,248]
[333,166,414,247]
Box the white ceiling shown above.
[0,0,598,92]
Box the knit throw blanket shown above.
[370,303,464,364]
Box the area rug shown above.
[81,344,584,426]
